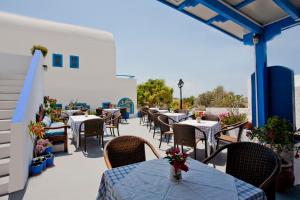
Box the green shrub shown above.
[31,45,48,57]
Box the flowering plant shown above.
[165,147,189,180]
[28,121,45,139]
[35,139,52,156]
[195,111,205,118]
[219,111,247,127]
[247,116,293,152]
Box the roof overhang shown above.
[157,0,300,45]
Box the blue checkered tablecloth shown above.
[97,162,266,200]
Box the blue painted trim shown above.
[52,54,63,67]
[264,16,300,41]
[254,38,268,127]
[273,0,300,20]
[70,55,79,69]
[156,0,243,42]
[12,50,43,123]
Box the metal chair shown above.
[203,142,281,200]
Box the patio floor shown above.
[8,118,300,200]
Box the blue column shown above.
[254,37,268,127]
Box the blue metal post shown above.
[254,36,267,127]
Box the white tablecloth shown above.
[68,115,106,148]
[63,109,80,116]
[114,159,239,200]
[163,112,187,123]
[103,108,120,114]
[179,120,221,155]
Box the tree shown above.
[195,86,247,108]
[137,79,173,107]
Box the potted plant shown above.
[219,111,247,127]
[195,111,205,123]
[44,153,55,167]
[30,159,43,175]
[31,45,48,57]
[247,116,296,192]
[36,139,53,154]
[165,147,189,181]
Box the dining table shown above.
[97,158,266,200]
[163,112,187,123]
[149,107,169,113]
[68,115,106,148]
[103,108,120,115]
[179,119,221,155]
[63,109,80,116]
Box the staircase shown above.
[0,74,24,196]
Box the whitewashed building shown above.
[0,12,137,111]
[295,75,300,129]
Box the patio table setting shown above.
[97,158,266,200]
[179,119,221,155]
[149,107,169,113]
[63,109,81,116]
[163,112,187,123]
[103,108,120,115]
[68,115,107,148]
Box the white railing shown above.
[9,50,44,192]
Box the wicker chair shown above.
[201,114,220,122]
[104,135,161,169]
[79,118,104,152]
[157,115,176,148]
[120,107,128,123]
[215,121,248,149]
[172,123,207,159]
[152,113,162,138]
[95,108,103,116]
[106,113,122,136]
[139,107,149,125]
[147,109,158,132]
[203,142,281,200]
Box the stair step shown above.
[0,74,24,80]
[0,131,10,144]
[0,176,9,196]
[0,158,9,177]
[0,94,19,101]
[0,195,8,200]
[0,110,13,120]
[0,86,22,94]
[0,79,24,86]
[0,121,10,131]
[0,101,17,110]
[0,144,10,160]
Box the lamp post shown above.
[178,79,184,109]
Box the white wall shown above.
[295,75,300,129]
[0,53,31,74]
[0,12,136,111]
[205,107,250,118]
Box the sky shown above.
[0,0,299,98]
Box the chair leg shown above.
[159,134,163,148]
[101,135,104,149]
[117,128,120,136]
[153,128,156,138]
[109,128,113,135]
[112,128,115,137]
[194,146,197,159]
[85,137,87,152]
[216,139,220,150]
[181,145,184,153]
[167,135,170,144]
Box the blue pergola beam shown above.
[157,0,243,41]
[273,0,300,20]
[196,0,262,33]
[207,0,256,24]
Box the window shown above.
[52,54,63,67]
[70,55,79,69]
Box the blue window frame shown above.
[52,54,63,67]
[70,55,79,69]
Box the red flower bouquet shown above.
[165,147,189,181]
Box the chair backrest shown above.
[120,107,127,117]
[201,114,220,122]
[153,113,161,126]
[112,113,121,126]
[173,124,205,147]
[96,108,103,116]
[225,142,280,192]
[158,115,170,133]
[222,121,248,142]
[104,136,159,168]
[82,118,104,137]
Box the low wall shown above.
[9,51,44,192]
[205,107,251,120]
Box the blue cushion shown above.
[42,116,52,127]
[45,122,66,137]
